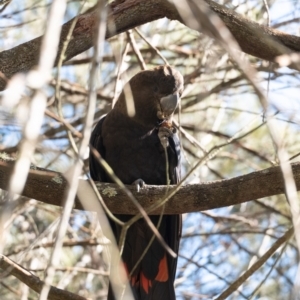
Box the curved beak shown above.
[160,93,179,117]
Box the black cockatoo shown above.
[89,66,183,300]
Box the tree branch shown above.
[0,157,298,215]
[6,239,106,257]
[1,0,300,90]
[0,254,89,300]
[202,0,300,60]
[215,227,294,300]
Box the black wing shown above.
[167,131,182,284]
[89,115,107,182]
[89,116,181,300]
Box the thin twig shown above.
[0,254,88,300]
[134,28,169,65]
[39,1,105,299]
[248,241,288,299]
[215,227,293,300]
[54,3,85,155]
[126,30,147,70]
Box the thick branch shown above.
[0,158,299,215]
[0,254,88,300]
[1,0,300,90]
[202,0,300,60]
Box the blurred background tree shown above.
[1,0,300,299]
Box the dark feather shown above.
[89,66,183,300]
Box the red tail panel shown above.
[140,272,152,294]
[155,254,169,282]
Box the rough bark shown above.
[0,158,298,215]
[1,0,300,91]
